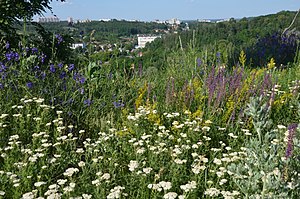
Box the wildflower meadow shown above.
[1,28,300,199]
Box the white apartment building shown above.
[68,17,73,24]
[137,36,161,48]
[38,16,60,23]
[166,18,181,25]
[99,19,112,22]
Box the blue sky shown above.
[42,0,300,21]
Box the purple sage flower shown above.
[55,34,63,45]
[26,82,33,89]
[196,58,202,67]
[113,100,124,108]
[5,42,10,49]
[31,47,38,54]
[0,62,7,73]
[33,65,40,71]
[79,76,86,84]
[58,63,63,69]
[14,52,19,61]
[216,52,221,63]
[60,71,67,79]
[40,53,47,63]
[285,123,298,159]
[5,51,18,61]
[50,64,56,73]
[68,64,75,72]
[41,71,46,80]
[80,88,84,94]
[84,98,93,106]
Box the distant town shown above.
[37,16,233,25]
[37,16,233,50]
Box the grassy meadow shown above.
[0,36,300,199]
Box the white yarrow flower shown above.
[21,192,35,199]
[163,192,178,199]
[204,188,220,197]
[34,181,46,187]
[213,158,222,165]
[101,173,111,181]
[159,181,172,190]
[82,194,92,199]
[142,167,152,174]
[78,161,85,167]
[63,168,79,177]
[128,160,139,172]
[277,125,286,129]
[180,181,197,192]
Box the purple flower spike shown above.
[26,82,33,89]
[196,58,202,67]
[50,64,55,73]
[80,88,84,94]
[58,63,63,68]
[40,53,47,63]
[55,34,63,45]
[79,76,86,84]
[60,71,67,79]
[113,100,125,108]
[84,98,93,106]
[31,48,38,54]
[285,123,298,159]
[5,42,10,49]
[68,64,75,72]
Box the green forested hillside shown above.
[142,11,300,68]
[29,20,168,43]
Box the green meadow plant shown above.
[227,97,300,198]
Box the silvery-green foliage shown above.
[227,135,287,198]
[227,97,288,198]
[244,96,273,143]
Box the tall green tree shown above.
[0,0,64,38]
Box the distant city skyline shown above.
[40,0,300,21]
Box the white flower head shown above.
[78,161,86,167]
[57,179,68,185]
[128,160,139,172]
[204,188,220,197]
[92,179,100,186]
[34,181,46,187]
[21,192,35,199]
[63,167,79,177]
[101,173,111,181]
[180,181,197,192]
[159,181,172,191]
[213,158,222,165]
[163,192,178,199]
[277,125,286,129]
[82,194,93,199]
[142,167,152,174]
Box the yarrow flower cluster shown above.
[147,181,172,192]
[180,181,197,192]
[106,186,126,199]
[128,160,139,172]
[63,167,79,177]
